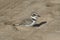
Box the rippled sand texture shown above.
[0,0,60,40]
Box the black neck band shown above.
[32,18,36,21]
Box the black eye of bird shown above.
[32,14,36,16]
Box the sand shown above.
[0,0,60,40]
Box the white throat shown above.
[31,16,37,20]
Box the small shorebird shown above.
[3,12,47,31]
[4,12,47,31]
[13,12,40,27]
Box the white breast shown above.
[25,21,36,26]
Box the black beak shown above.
[37,15,40,17]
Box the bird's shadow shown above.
[32,21,47,27]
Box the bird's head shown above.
[31,12,40,20]
[31,12,40,17]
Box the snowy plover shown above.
[13,12,40,27]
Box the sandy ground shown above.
[0,0,60,40]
